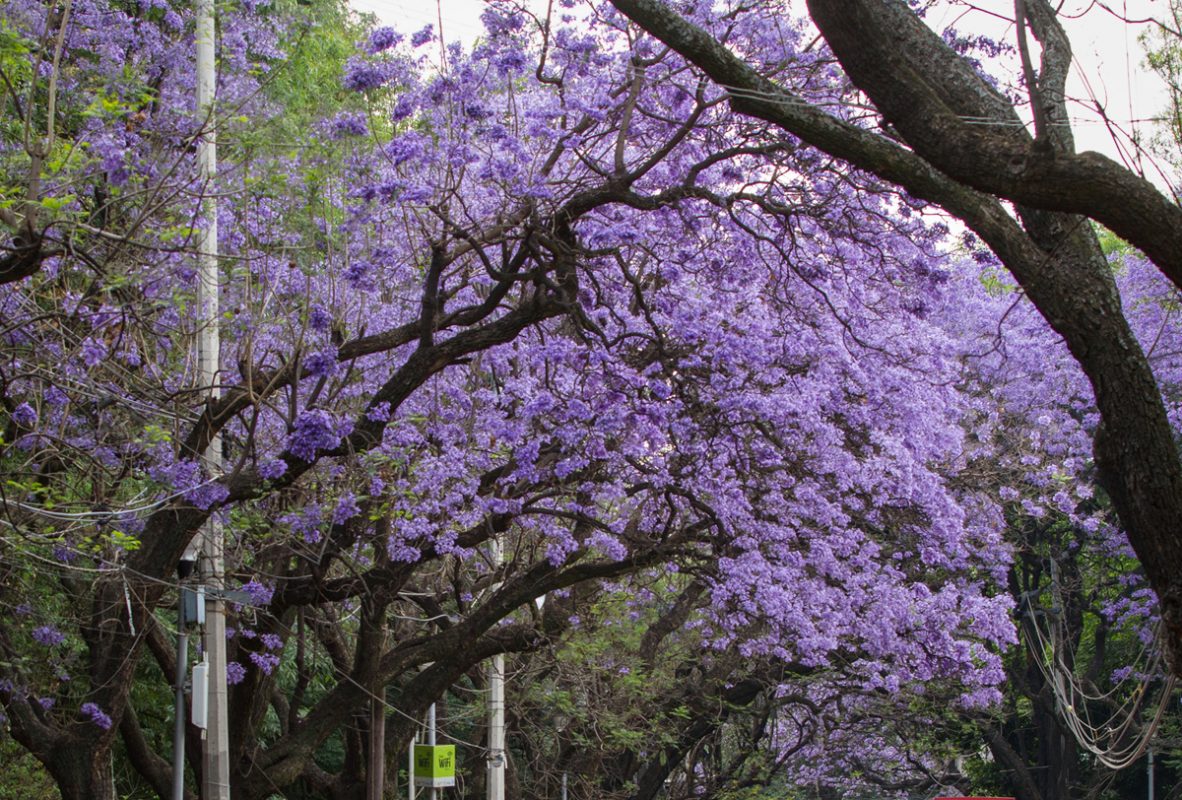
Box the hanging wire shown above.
[1022,574,1176,770]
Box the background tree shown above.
[1145,0,1182,184]
[1,1,1021,797]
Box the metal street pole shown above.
[407,735,415,800]
[488,653,505,800]
[427,703,438,800]
[171,588,189,800]
[487,537,505,800]
[195,0,229,795]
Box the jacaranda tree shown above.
[1,0,1171,797]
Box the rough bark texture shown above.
[43,740,115,800]
[606,0,1182,676]
[805,0,1182,286]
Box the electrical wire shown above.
[1022,586,1175,770]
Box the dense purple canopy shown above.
[0,0,1177,795]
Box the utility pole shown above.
[172,608,188,800]
[427,703,438,800]
[487,538,505,800]
[195,0,229,796]
[171,561,193,800]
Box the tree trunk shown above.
[45,741,115,800]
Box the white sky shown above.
[349,0,1176,180]
[930,0,1174,182]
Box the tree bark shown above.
[804,0,1182,287]
[43,740,115,800]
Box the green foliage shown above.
[978,265,1017,295]
[1142,0,1182,179]
[1096,225,1135,257]
[0,737,58,799]
[266,0,367,135]
[227,0,370,155]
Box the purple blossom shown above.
[282,504,324,542]
[11,402,37,426]
[333,492,361,524]
[226,661,246,685]
[495,50,528,74]
[366,401,391,422]
[385,132,428,166]
[329,111,368,138]
[287,409,351,461]
[249,651,281,675]
[258,458,287,480]
[308,303,333,332]
[81,702,113,730]
[481,7,525,35]
[32,626,65,647]
[304,349,339,378]
[240,580,274,606]
[343,58,393,92]
[366,26,402,53]
[410,25,434,47]
[186,480,229,511]
[260,633,283,651]
[81,339,107,367]
[343,259,375,290]
[390,94,416,122]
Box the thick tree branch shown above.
[806,0,1182,286]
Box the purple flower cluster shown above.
[343,57,394,92]
[80,702,113,730]
[287,409,352,462]
[303,348,339,378]
[366,26,401,53]
[11,402,37,427]
[226,662,247,685]
[258,458,287,480]
[32,625,66,647]
[329,111,368,138]
[410,25,433,48]
[240,580,274,607]
[333,492,361,525]
[249,652,281,675]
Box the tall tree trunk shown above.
[45,741,115,800]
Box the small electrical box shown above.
[181,586,206,628]
[191,661,209,729]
